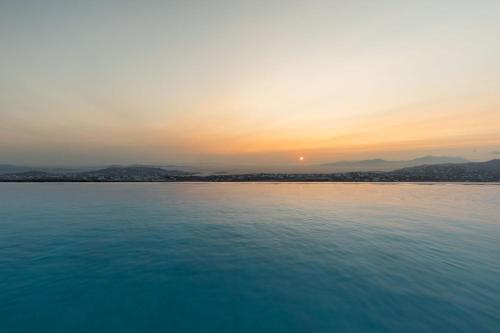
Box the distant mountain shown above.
[78,166,191,179]
[0,164,190,175]
[0,170,61,181]
[390,159,500,181]
[0,164,91,175]
[408,156,470,165]
[321,156,469,172]
[0,166,193,181]
[0,164,35,174]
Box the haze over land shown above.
[2,158,500,182]
[0,156,475,175]
[1,1,500,165]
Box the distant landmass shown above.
[0,164,32,174]
[1,159,499,182]
[390,159,500,181]
[0,164,95,175]
[0,166,192,181]
[79,166,191,179]
[0,156,471,176]
[321,156,469,172]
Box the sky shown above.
[1,0,499,166]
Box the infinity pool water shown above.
[1,183,499,332]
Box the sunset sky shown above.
[1,0,499,166]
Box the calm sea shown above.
[0,183,499,332]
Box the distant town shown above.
[1,159,499,182]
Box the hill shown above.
[0,166,193,181]
[389,159,500,181]
[321,156,469,172]
[0,164,36,175]
[76,166,191,180]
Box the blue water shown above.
[1,183,499,332]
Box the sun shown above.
[299,156,304,161]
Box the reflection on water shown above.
[0,183,499,332]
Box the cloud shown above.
[491,150,500,155]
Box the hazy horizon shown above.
[0,155,492,171]
[2,1,500,166]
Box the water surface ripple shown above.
[0,183,499,332]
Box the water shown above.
[0,183,499,332]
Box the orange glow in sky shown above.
[1,1,499,165]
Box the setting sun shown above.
[299,156,304,161]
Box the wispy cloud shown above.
[491,150,500,155]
